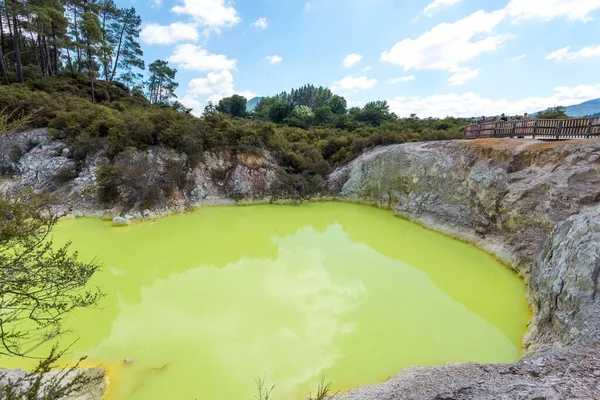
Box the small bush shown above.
[97,164,120,204]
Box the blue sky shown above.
[118,0,600,117]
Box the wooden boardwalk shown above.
[464,117,600,140]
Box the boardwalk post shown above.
[556,120,564,140]
[511,121,516,138]
[587,118,593,139]
[533,120,538,140]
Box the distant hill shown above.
[533,98,600,118]
[246,97,263,112]
[564,98,600,117]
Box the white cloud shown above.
[140,22,199,45]
[389,75,415,84]
[505,0,600,22]
[172,0,240,27]
[343,53,363,68]
[513,53,527,60]
[151,0,163,8]
[331,76,377,92]
[362,66,373,72]
[180,95,204,116]
[168,44,237,71]
[181,70,256,114]
[546,44,600,61]
[187,70,234,96]
[387,1,600,79]
[251,17,268,29]
[423,0,461,15]
[447,68,479,86]
[304,2,312,12]
[266,55,283,64]
[381,10,511,72]
[388,84,600,117]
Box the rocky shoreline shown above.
[2,130,600,399]
[330,139,600,399]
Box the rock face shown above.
[0,367,107,400]
[330,139,600,269]
[3,131,600,399]
[330,138,600,399]
[526,206,600,354]
[0,129,280,218]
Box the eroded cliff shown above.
[2,132,600,399]
[330,138,600,399]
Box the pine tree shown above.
[26,0,69,77]
[98,0,118,81]
[80,0,102,101]
[147,59,178,104]
[7,0,23,83]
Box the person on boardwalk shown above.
[471,117,477,125]
[522,112,530,121]
[500,113,508,122]
[479,116,487,124]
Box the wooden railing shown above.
[464,117,600,140]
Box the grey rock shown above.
[112,216,131,226]
[0,128,51,175]
[5,130,600,399]
[0,367,106,400]
[330,139,600,399]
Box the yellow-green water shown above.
[3,202,530,399]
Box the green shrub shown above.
[97,164,120,204]
[2,77,467,202]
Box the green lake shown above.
[2,202,531,399]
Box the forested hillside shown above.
[0,0,466,201]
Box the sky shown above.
[118,0,600,117]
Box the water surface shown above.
[3,202,530,399]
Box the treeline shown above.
[0,2,467,203]
[0,0,181,103]
[0,77,465,203]
[213,84,469,131]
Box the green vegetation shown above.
[0,189,102,357]
[0,189,104,397]
[253,375,336,400]
[0,0,465,204]
[536,106,568,120]
[0,78,465,202]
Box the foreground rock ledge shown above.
[2,132,600,399]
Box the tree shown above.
[64,0,84,74]
[275,84,334,109]
[108,6,144,82]
[216,94,247,118]
[285,105,314,128]
[26,0,70,77]
[80,0,102,101]
[269,99,292,123]
[329,95,347,115]
[356,100,394,126]
[97,0,118,81]
[314,105,334,125]
[7,0,23,83]
[0,3,7,84]
[204,101,216,114]
[537,106,568,120]
[0,189,102,357]
[146,59,178,104]
[0,41,8,84]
